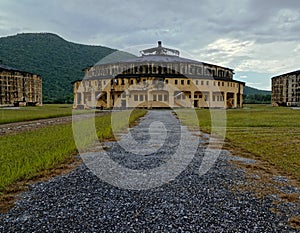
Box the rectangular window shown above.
[134,95,138,101]
[131,80,134,85]
[194,95,197,99]
[164,95,168,101]
[158,95,162,101]
[153,95,157,101]
[145,95,148,101]
[213,96,216,101]
[201,81,204,85]
[205,95,208,101]
[181,80,184,85]
[187,80,190,85]
[196,80,198,85]
[175,80,178,85]
[206,81,209,85]
[165,79,168,84]
[140,94,144,101]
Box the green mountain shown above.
[243,86,271,104]
[0,33,125,103]
[244,86,271,95]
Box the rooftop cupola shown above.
[140,41,180,57]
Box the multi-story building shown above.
[272,70,300,107]
[73,42,244,109]
[0,64,42,106]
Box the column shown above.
[233,93,237,108]
[209,91,213,108]
[169,90,174,107]
[107,91,111,109]
[191,91,194,108]
[224,92,227,109]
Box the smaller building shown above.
[0,64,42,106]
[272,70,300,107]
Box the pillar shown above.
[209,91,213,108]
[107,91,111,108]
[224,92,227,109]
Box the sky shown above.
[1,0,300,90]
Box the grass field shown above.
[178,105,300,180]
[0,109,147,191]
[0,104,75,124]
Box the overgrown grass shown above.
[177,105,300,180]
[0,110,147,191]
[0,104,77,124]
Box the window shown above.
[165,79,168,84]
[201,81,204,85]
[175,80,178,85]
[213,96,215,101]
[134,95,138,101]
[181,80,184,85]
[196,80,198,85]
[194,95,197,98]
[206,81,209,85]
[158,95,162,101]
[140,95,144,101]
[164,95,168,101]
[153,95,157,101]
[122,79,125,85]
[205,95,208,101]
[145,95,148,101]
[131,80,134,85]
[187,80,190,85]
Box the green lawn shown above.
[0,104,75,124]
[177,105,300,180]
[0,110,147,191]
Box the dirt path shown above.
[0,111,111,135]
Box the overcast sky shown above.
[1,0,300,90]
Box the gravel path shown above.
[0,110,299,232]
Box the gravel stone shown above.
[0,110,299,232]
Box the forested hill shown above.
[0,33,122,103]
[243,86,271,104]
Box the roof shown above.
[0,64,20,71]
[90,42,233,71]
[272,70,300,79]
[0,64,40,76]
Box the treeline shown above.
[243,94,271,104]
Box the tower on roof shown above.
[140,41,180,57]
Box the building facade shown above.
[272,70,300,107]
[0,64,42,106]
[73,42,244,109]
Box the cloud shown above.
[0,0,299,90]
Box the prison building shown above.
[0,64,42,106]
[73,41,244,109]
[272,70,300,107]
